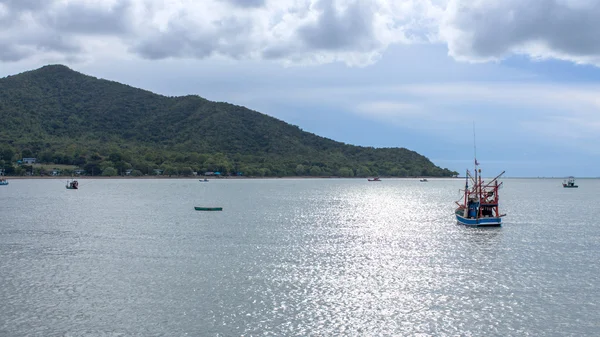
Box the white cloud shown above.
[354,101,422,118]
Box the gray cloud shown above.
[0,0,50,27]
[133,29,218,60]
[46,0,133,35]
[132,14,254,60]
[0,0,49,11]
[0,43,28,62]
[0,0,134,62]
[443,0,600,63]
[298,0,379,51]
[34,33,82,54]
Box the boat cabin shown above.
[66,180,79,189]
[562,176,578,188]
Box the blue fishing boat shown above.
[455,161,505,227]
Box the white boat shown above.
[562,176,578,188]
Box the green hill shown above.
[0,65,457,177]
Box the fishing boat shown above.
[420,178,428,182]
[66,179,79,189]
[562,176,578,188]
[455,160,505,227]
[199,178,209,182]
[195,207,223,211]
[368,177,381,182]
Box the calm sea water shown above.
[1,178,599,336]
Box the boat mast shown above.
[464,170,469,207]
[473,122,481,219]
[494,179,499,217]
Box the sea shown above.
[1,178,599,336]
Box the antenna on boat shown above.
[473,121,478,169]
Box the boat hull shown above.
[456,214,502,227]
[0,182,8,186]
[195,207,223,211]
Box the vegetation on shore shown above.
[0,65,458,178]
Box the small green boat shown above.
[195,207,223,211]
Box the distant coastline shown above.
[5,175,461,180]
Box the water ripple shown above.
[1,178,599,335]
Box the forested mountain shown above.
[0,65,457,177]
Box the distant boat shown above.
[420,178,428,182]
[66,179,78,189]
[368,177,381,182]
[0,170,7,185]
[562,176,578,188]
[199,178,209,182]
[195,207,223,211]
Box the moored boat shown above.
[0,170,7,185]
[455,163,505,227]
[195,207,223,211]
[66,179,79,189]
[368,177,381,182]
[420,178,428,182]
[562,176,578,188]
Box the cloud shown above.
[0,0,132,61]
[0,0,439,65]
[46,1,133,35]
[3,0,600,68]
[354,101,422,119]
[297,0,379,51]
[441,0,600,65]
[223,0,266,8]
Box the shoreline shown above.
[4,175,458,180]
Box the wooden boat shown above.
[455,125,505,227]
[368,177,381,182]
[562,176,578,188]
[66,179,79,189]
[455,161,505,227]
[195,207,223,211]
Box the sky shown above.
[2,0,600,177]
